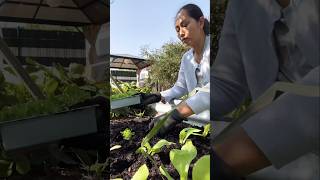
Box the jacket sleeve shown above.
[161,57,188,102]
[242,66,320,168]
[185,82,210,115]
[211,0,250,119]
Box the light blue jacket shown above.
[211,0,319,178]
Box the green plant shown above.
[134,110,145,118]
[129,109,211,180]
[121,128,135,141]
[179,124,211,144]
[0,59,107,177]
[0,85,91,122]
[111,91,137,101]
[0,153,30,178]
[141,41,188,90]
[79,158,108,178]
[169,140,197,180]
[192,155,210,180]
[136,139,175,156]
[111,81,151,101]
[135,140,174,180]
[131,164,149,180]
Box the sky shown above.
[110,0,210,58]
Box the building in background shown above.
[110,54,151,86]
[0,22,109,83]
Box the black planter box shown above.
[0,104,107,151]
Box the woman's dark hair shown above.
[176,3,209,35]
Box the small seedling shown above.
[179,124,211,144]
[134,110,145,118]
[121,128,135,141]
[169,140,197,180]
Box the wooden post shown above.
[0,37,44,99]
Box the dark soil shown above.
[109,117,210,180]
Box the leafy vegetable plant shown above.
[169,140,197,180]
[121,128,135,141]
[0,59,108,177]
[179,124,211,144]
[192,155,210,180]
[0,85,91,122]
[136,139,175,180]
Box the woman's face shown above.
[175,9,204,47]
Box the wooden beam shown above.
[0,36,45,99]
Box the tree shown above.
[141,41,188,90]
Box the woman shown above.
[148,3,210,136]
[160,3,210,112]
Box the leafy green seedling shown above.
[179,128,201,144]
[202,124,211,137]
[192,155,210,180]
[179,124,211,144]
[79,157,108,177]
[170,140,197,180]
[150,139,175,155]
[136,140,174,156]
[121,128,135,141]
[131,164,149,180]
[135,140,174,180]
[134,110,145,118]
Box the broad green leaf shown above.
[159,165,174,180]
[15,156,31,175]
[179,128,202,144]
[151,139,175,155]
[202,124,211,137]
[0,160,13,177]
[110,145,122,151]
[68,63,84,79]
[53,63,71,83]
[69,63,85,75]
[44,78,59,96]
[131,164,149,180]
[170,140,197,180]
[192,155,210,180]
[111,179,123,180]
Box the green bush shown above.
[141,42,188,90]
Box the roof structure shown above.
[0,0,109,26]
[110,54,151,70]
